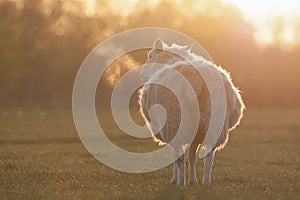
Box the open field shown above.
[0,108,299,199]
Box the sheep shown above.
[139,38,245,186]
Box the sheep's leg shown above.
[171,147,185,186]
[203,148,215,185]
[188,144,198,185]
[171,158,178,184]
[176,147,185,186]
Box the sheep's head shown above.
[140,38,193,82]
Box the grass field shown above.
[0,108,299,199]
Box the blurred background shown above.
[1,0,299,110]
[1,1,300,199]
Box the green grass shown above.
[0,108,300,199]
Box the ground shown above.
[0,108,299,199]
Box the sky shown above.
[83,0,300,46]
[222,0,300,45]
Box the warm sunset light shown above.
[82,0,300,46]
[1,0,300,198]
[84,0,96,15]
[221,0,300,46]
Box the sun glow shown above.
[222,0,300,46]
[82,0,300,46]
[85,0,96,15]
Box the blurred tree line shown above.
[0,0,299,109]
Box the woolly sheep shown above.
[139,39,245,186]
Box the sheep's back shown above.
[139,63,244,148]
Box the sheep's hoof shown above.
[188,180,198,186]
[202,181,211,186]
[176,183,185,187]
[171,180,177,185]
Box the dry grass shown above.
[0,108,299,199]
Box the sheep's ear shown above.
[185,43,193,51]
[153,38,164,50]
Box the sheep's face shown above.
[140,39,182,82]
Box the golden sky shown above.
[84,0,300,46]
[223,0,300,45]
